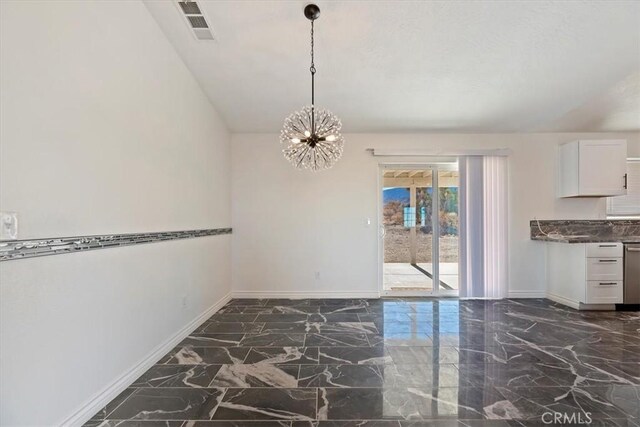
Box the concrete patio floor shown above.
[383,262,459,291]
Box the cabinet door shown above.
[579,140,627,196]
[585,242,623,258]
[586,258,623,281]
[585,281,623,304]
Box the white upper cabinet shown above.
[558,140,628,198]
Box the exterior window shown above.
[403,207,416,227]
[607,160,640,218]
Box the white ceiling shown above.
[144,0,640,133]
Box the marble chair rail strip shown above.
[0,228,232,261]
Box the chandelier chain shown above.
[310,20,316,75]
[310,19,315,131]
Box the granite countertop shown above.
[531,235,640,244]
[530,219,640,244]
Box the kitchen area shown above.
[531,139,640,310]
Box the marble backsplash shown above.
[530,219,640,242]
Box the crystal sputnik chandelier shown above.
[280,4,344,171]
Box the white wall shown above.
[231,132,640,298]
[0,1,231,425]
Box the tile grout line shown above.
[208,387,229,421]
[100,387,139,421]
[314,386,318,421]
[240,346,252,364]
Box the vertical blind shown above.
[458,156,484,298]
[607,160,640,217]
[483,156,509,299]
[459,156,508,298]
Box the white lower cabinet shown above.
[547,242,623,308]
[586,281,623,304]
[585,258,623,281]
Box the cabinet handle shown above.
[598,244,617,248]
[599,282,618,286]
[624,173,628,190]
[627,248,640,252]
[598,259,617,263]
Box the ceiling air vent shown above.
[178,1,201,15]
[177,1,214,41]
[187,15,208,28]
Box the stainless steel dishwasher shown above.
[624,243,640,304]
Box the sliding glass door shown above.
[380,164,459,296]
[436,169,460,294]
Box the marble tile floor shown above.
[85,298,640,427]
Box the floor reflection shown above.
[381,299,462,419]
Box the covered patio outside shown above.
[382,169,459,292]
[383,262,459,291]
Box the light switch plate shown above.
[0,212,18,240]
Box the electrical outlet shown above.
[314,271,320,280]
[0,212,18,240]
